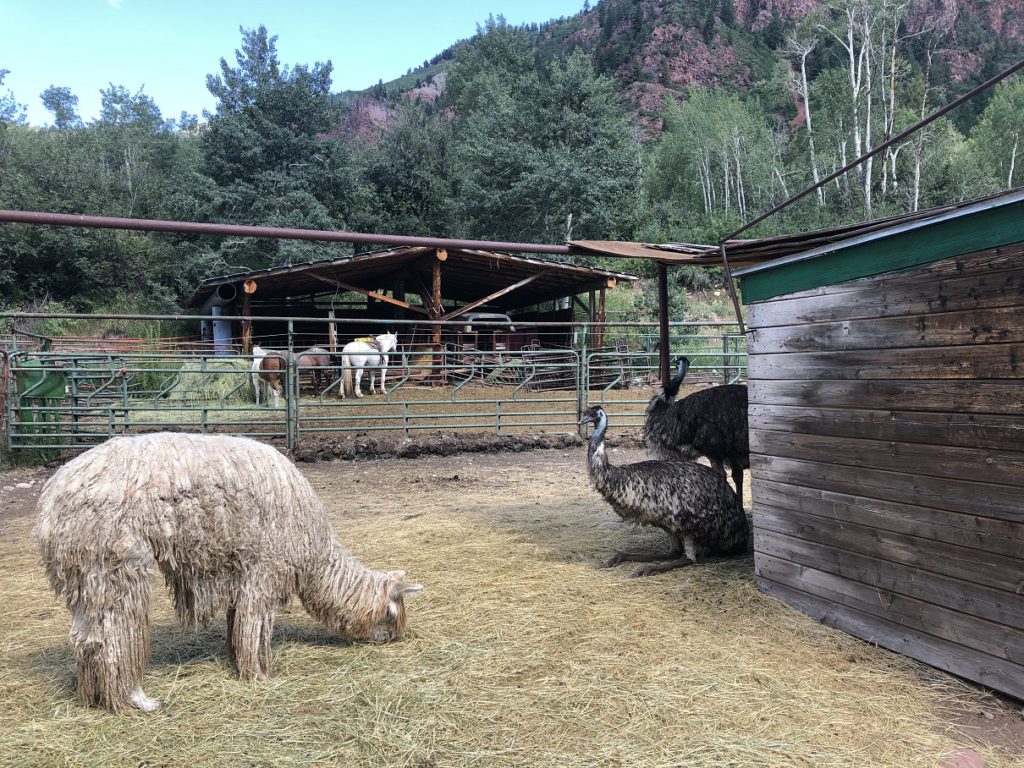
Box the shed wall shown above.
[746,244,1024,699]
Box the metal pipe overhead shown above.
[0,210,573,256]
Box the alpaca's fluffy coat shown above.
[34,432,420,713]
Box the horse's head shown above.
[376,332,398,353]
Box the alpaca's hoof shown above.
[130,689,165,713]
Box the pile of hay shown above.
[162,358,254,404]
[0,450,1017,767]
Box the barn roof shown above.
[570,188,1024,272]
[185,246,639,310]
[733,187,1024,302]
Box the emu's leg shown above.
[730,462,745,505]
[229,600,276,680]
[69,564,160,713]
[604,534,697,578]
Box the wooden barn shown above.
[184,245,638,353]
[732,189,1024,700]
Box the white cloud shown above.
[107,0,124,8]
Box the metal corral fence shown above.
[1,315,745,457]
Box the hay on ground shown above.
[0,450,1018,767]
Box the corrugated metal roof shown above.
[567,187,1024,272]
[185,246,639,309]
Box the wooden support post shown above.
[658,263,670,388]
[597,287,606,349]
[327,309,337,353]
[432,259,442,347]
[241,280,256,353]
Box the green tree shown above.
[0,68,26,126]
[358,102,459,237]
[449,20,640,244]
[40,86,81,130]
[968,81,1024,189]
[199,25,362,268]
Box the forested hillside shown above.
[1,0,1023,317]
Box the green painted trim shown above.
[739,201,1024,303]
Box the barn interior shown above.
[185,245,639,354]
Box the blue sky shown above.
[2,0,588,126]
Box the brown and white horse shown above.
[251,344,290,407]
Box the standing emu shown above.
[643,357,750,502]
[34,432,423,713]
[579,406,750,577]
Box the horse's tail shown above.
[340,354,352,397]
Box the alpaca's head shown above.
[368,572,423,643]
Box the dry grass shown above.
[0,450,1017,767]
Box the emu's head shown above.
[577,405,606,429]
[659,357,691,400]
[369,572,423,643]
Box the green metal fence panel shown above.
[2,318,746,457]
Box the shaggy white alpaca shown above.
[35,432,422,713]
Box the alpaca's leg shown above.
[226,606,237,666]
[229,600,276,679]
[69,564,160,712]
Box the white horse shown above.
[337,332,398,399]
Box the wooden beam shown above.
[439,270,553,321]
[241,290,253,353]
[308,271,428,315]
[436,248,448,261]
[432,260,442,346]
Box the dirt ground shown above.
[2,439,1022,765]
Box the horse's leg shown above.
[252,371,261,405]
[354,365,364,398]
[380,356,388,393]
[271,376,281,409]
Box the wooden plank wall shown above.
[746,244,1024,700]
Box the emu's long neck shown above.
[586,414,612,489]
[660,358,689,401]
[299,543,388,640]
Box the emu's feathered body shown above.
[581,407,750,576]
[644,357,750,500]
[34,432,421,713]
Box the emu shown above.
[643,357,750,502]
[579,405,750,577]
[34,432,423,713]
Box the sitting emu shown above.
[643,357,750,502]
[35,432,423,713]
[579,405,750,577]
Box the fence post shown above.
[287,320,296,450]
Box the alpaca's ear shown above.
[387,569,406,580]
[395,582,424,598]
